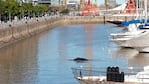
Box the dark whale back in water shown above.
[73,57,88,62]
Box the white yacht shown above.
[110,24,149,48]
[132,0,149,52]
[72,66,149,84]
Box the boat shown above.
[134,46,149,53]
[106,20,123,27]
[72,66,149,84]
[110,30,149,48]
[110,0,149,50]
[139,23,149,29]
[129,0,149,52]
[110,23,149,48]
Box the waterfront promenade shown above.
[0,15,135,48]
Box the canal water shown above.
[0,24,149,84]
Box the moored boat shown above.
[110,23,149,48]
[110,0,149,50]
[72,66,149,84]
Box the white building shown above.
[18,0,51,5]
[67,1,79,10]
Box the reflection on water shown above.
[0,24,149,84]
[0,35,38,84]
[111,48,138,59]
[112,47,149,67]
[128,53,149,67]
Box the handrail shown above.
[71,67,149,83]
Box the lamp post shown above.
[6,2,11,22]
[20,0,25,20]
[8,11,11,22]
[19,5,21,20]
[0,14,1,23]
[5,6,8,22]
[9,24,15,39]
[19,0,22,20]
[4,10,7,22]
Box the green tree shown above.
[0,0,50,21]
[60,9,69,14]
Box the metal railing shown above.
[71,67,149,83]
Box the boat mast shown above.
[144,0,148,23]
[136,0,139,19]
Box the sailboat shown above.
[110,26,149,48]
[138,0,149,29]
[110,0,149,52]
[132,0,149,52]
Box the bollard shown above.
[120,72,124,82]
[103,15,106,24]
[107,66,112,81]
[111,67,116,81]
[115,67,119,82]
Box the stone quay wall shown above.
[0,16,135,48]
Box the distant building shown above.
[105,0,117,8]
[17,0,51,5]
[67,0,79,10]
[32,0,38,5]
[18,0,32,3]
[38,0,51,5]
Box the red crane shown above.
[80,0,99,16]
[121,0,136,14]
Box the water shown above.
[0,24,149,84]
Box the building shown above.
[67,0,79,10]
[18,0,51,5]
[18,0,32,3]
[38,0,51,5]
[32,0,38,5]
[105,0,117,8]
[58,0,66,7]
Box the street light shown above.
[6,2,11,22]
[19,0,25,20]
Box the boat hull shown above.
[134,46,149,53]
[75,76,110,84]
[72,66,149,84]
[111,30,149,48]
[76,75,149,84]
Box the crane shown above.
[121,0,136,14]
[80,0,99,16]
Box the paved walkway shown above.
[0,15,60,29]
